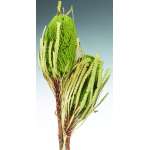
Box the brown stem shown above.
[54,79,63,150]
[65,135,71,150]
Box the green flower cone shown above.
[61,55,110,136]
[39,1,78,85]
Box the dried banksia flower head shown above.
[61,55,110,134]
[39,1,78,84]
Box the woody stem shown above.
[54,79,64,150]
[65,135,71,150]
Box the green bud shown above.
[61,55,110,130]
[39,4,77,80]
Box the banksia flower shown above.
[38,1,111,150]
[39,1,78,86]
[61,55,110,142]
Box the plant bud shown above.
[39,6,77,80]
[61,55,110,130]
